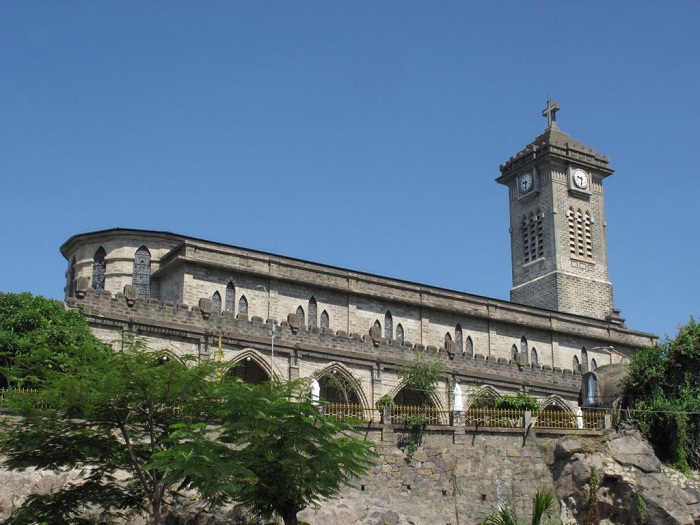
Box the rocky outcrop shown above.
[3,431,700,525]
[551,430,700,525]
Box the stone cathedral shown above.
[61,101,656,415]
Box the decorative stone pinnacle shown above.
[542,99,560,129]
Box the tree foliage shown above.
[0,293,376,525]
[494,393,541,413]
[480,489,555,525]
[399,353,443,398]
[1,334,220,525]
[0,293,102,388]
[155,379,376,525]
[623,318,700,471]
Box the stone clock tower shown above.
[497,100,623,323]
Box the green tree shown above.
[494,393,541,413]
[0,293,102,389]
[480,489,555,525]
[155,380,376,525]
[398,352,443,401]
[623,318,700,471]
[1,334,221,525]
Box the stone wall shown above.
[6,425,698,525]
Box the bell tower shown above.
[497,100,623,323]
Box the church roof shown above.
[498,124,614,181]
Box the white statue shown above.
[310,378,320,406]
[453,382,464,412]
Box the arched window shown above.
[581,347,589,366]
[396,324,404,345]
[92,247,106,293]
[511,345,518,361]
[572,355,580,370]
[133,246,151,300]
[373,319,381,334]
[308,297,318,328]
[520,336,528,354]
[583,373,599,406]
[465,336,474,356]
[384,311,393,341]
[320,310,329,329]
[68,257,76,297]
[590,358,598,370]
[225,282,235,312]
[444,332,452,345]
[296,306,305,327]
[238,295,248,315]
[212,291,222,311]
[522,210,544,263]
[531,347,538,365]
[568,208,593,259]
[455,324,463,353]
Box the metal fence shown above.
[323,403,376,422]
[390,405,450,426]
[0,390,609,431]
[463,407,524,428]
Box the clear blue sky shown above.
[1,2,698,341]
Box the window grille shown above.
[132,246,151,300]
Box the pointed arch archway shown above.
[540,395,576,415]
[226,348,273,384]
[465,385,503,410]
[308,361,370,409]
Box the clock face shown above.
[573,169,589,189]
[520,172,533,193]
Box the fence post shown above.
[524,410,532,430]
[381,406,392,425]
[604,413,612,429]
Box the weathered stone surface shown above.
[605,432,662,473]
[3,432,700,525]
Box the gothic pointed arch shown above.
[444,332,452,343]
[455,324,463,353]
[520,336,528,354]
[540,395,576,415]
[296,305,305,327]
[225,282,235,312]
[308,297,318,328]
[320,310,329,330]
[373,319,381,331]
[581,347,589,366]
[228,349,271,384]
[132,245,151,300]
[530,347,539,365]
[465,385,503,410]
[396,323,404,345]
[309,361,370,409]
[92,246,106,293]
[465,336,474,356]
[511,345,518,361]
[211,291,222,312]
[389,380,446,413]
[572,354,580,370]
[238,295,248,315]
[590,358,598,370]
[384,311,393,341]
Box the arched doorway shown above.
[229,358,269,385]
[317,372,360,404]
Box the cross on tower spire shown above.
[542,99,560,129]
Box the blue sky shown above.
[1,2,698,340]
